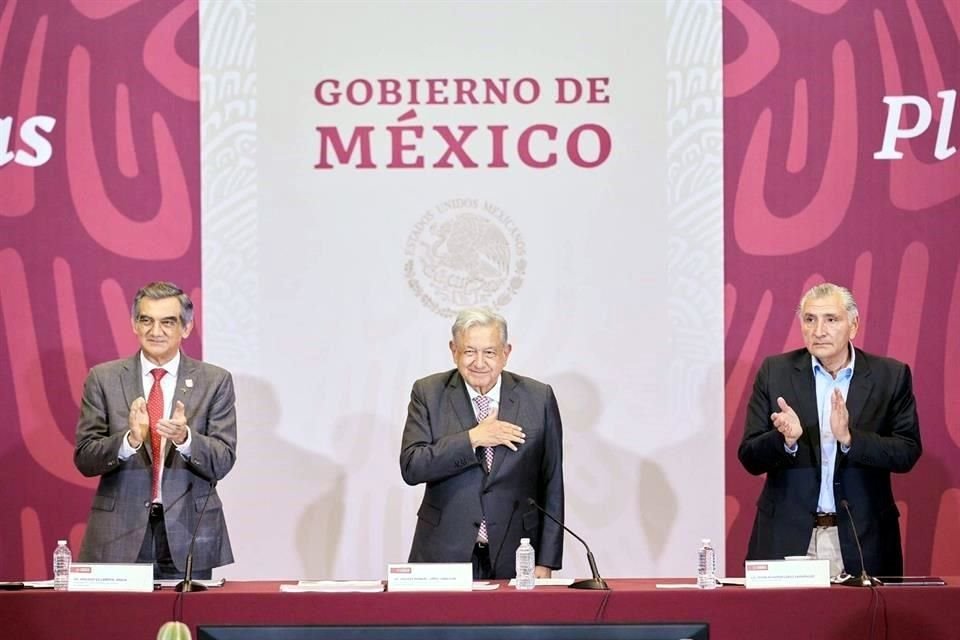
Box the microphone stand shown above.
[527,498,609,590]
[175,482,215,593]
[176,555,206,592]
[838,500,880,588]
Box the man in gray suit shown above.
[74,282,236,579]
[401,308,564,579]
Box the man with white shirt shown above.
[739,283,921,578]
[75,282,236,579]
[400,308,564,579]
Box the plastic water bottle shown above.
[53,539,72,591]
[697,538,717,589]
[515,538,536,590]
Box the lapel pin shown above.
[185,379,193,388]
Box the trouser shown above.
[137,503,213,580]
[472,542,492,580]
[807,525,844,577]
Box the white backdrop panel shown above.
[202,0,723,580]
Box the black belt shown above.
[814,513,837,527]
[149,503,164,520]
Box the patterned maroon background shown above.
[724,0,960,574]
[0,0,200,579]
[2,0,957,581]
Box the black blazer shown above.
[400,369,564,578]
[738,347,921,576]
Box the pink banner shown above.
[2,0,957,581]
[724,0,960,573]
[0,0,200,579]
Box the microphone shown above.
[175,480,216,592]
[839,499,879,588]
[527,498,608,590]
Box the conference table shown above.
[3,578,959,639]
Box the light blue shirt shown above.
[813,347,855,513]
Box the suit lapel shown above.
[488,372,519,478]
[842,348,873,471]
[789,351,821,466]
[121,354,150,462]
[845,348,873,423]
[447,372,479,434]
[166,354,199,462]
[176,354,199,421]
[121,354,143,414]
[447,371,517,479]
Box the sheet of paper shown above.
[471,581,500,591]
[507,577,575,587]
[280,580,385,593]
[156,578,226,589]
[655,583,703,589]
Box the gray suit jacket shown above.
[74,352,237,571]
[400,369,564,578]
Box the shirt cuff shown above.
[119,430,141,460]
[174,426,192,458]
[784,442,799,455]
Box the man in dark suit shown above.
[74,282,236,579]
[400,308,564,579]
[739,283,921,578]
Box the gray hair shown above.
[797,283,859,322]
[131,281,194,326]
[451,307,508,346]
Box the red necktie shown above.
[475,395,492,543]
[147,368,166,502]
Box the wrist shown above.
[126,430,142,448]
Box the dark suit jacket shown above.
[738,347,921,576]
[74,352,237,572]
[400,369,564,578]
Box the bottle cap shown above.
[520,538,530,544]
[57,540,67,545]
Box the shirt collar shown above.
[465,374,503,405]
[811,343,856,378]
[140,350,180,379]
